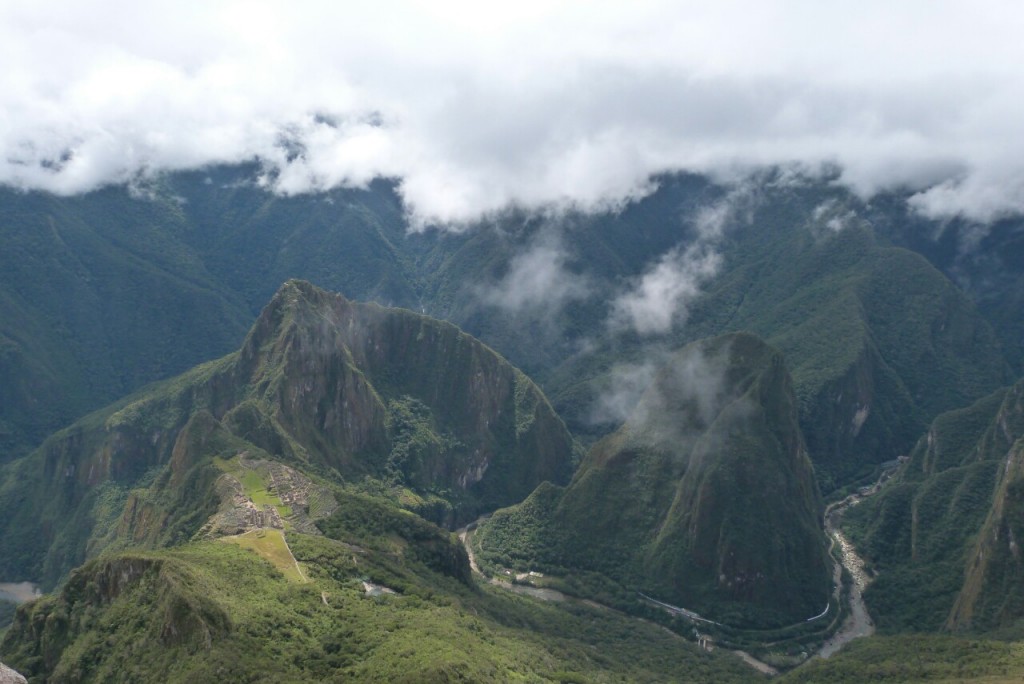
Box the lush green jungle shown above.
[1,165,1024,682]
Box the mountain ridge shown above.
[0,281,575,588]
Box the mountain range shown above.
[2,165,1024,681]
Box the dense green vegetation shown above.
[2,282,742,681]
[0,184,252,461]
[551,199,1009,488]
[0,281,575,590]
[867,195,1024,374]
[0,601,15,631]
[0,168,1012,495]
[781,635,1024,683]
[0,530,757,682]
[2,166,1023,680]
[477,333,831,629]
[845,378,1024,633]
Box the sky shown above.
[2,0,1023,227]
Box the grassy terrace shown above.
[214,455,293,520]
[221,529,306,583]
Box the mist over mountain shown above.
[477,333,830,628]
[3,3,1024,680]
[1,168,1013,491]
[0,174,1022,679]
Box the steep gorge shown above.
[846,377,1024,633]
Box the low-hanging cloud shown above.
[609,242,721,336]
[589,340,750,455]
[2,1,1024,226]
[475,232,590,317]
[609,190,747,335]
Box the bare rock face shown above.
[0,662,27,684]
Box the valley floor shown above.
[458,520,782,676]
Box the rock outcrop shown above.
[0,280,575,587]
[0,662,26,684]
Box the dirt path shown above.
[280,531,308,582]
[735,650,779,676]
[458,525,567,602]
[457,527,483,575]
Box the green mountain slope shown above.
[0,186,252,461]
[0,281,752,682]
[0,170,430,465]
[478,332,831,628]
[0,281,574,588]
[0,511,755,683]
[845,378,1024,634]
[867,195,1024,375]
[781,634,1024,683]
[1,169,1011,500]
[553,196,1011,487]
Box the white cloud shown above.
[2,0,1023,225]
[610,244,721,336]
[590,358,660,427]
[476,232,590,317]
[811,199,859,233]
[609,190,746,335]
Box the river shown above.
[813,492,879,660]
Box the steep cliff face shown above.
[0,281,574,586]
[946,382,1024,631]
[640,335,827,620]
[546,215,1010,495]
[237,280,574,506]
[481,333,830,627]
[796,334,916,487]
[847,378,1024,633]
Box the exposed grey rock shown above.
[0,662,27,684]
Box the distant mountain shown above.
[553,194,1012,488]
[0,281,574,587]
[866,195,1024,374]
[477,332,831,627]
[0,165,1013,495]
[845,376,1024,634]
[0,184,252,461]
